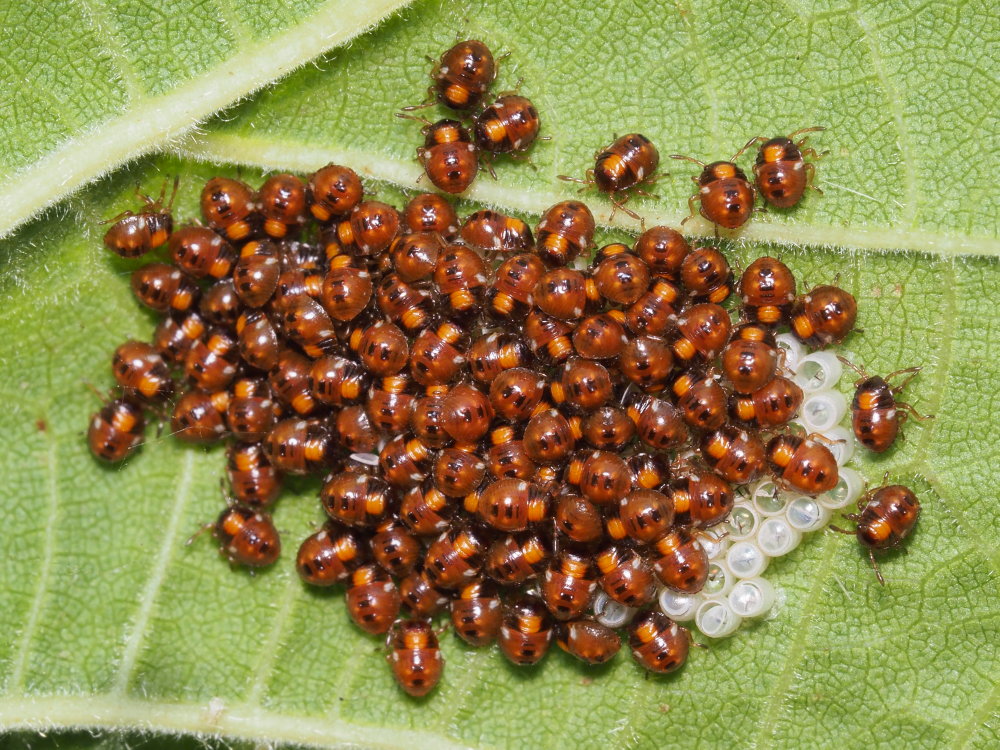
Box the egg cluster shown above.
[88,156,878,697]
[594,346,865,638]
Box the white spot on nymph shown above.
[794,161,804,171]
[359,271,370,278]
[434,651,443,661]
[440,65,450,75]
[392,652,400,662]
[91,416,102,429]
[295,420,307,430]
[488,599,500,609]
[383,582,394,592]
[500,625,513,639]
[637,166,645,179]
[211,236,222,246]
[467,144,475,151]
[700,186,710,194]
[887,408,897,419]
[317,530,328,541]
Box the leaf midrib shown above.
[177,133,1000,257]
[0,694,479,750]
[0,0,415,240]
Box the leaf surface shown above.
[0,155,997,750]
[179,0,1000,255]
[0,0,414,237]
[1,0,999,748]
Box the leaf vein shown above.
[176,135,1000,257]
[674,0,723,154]
[242,572,303,707]
[76,0,145,103]
[917,470,1000,572]
[950,676,1000,750]
[214,0,253,46]
[110,450,196,695]
[438,648,491,739]
[326,633,375,719]
[6,429,60,691]
[0,694,480,750]
[910,262,957,460]
[853,4,919,226]
[748,533,840,750]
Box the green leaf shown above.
[1,154,998,750]
[0,0,414,237]
[1,0,999,748]
[177,0,1000,256]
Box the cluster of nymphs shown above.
[86,41,929,699]
[89,161,927,696]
